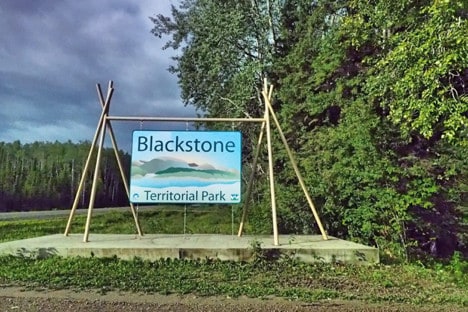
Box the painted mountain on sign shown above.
[131,156,240,188]
[132,156,193,175]
[155,167,239,179]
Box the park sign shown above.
[130,130,242,204]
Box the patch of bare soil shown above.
[0,287,464,312]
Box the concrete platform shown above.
[0,234,379,264]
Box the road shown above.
[0,206,146,221]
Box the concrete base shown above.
[0,234,379,264]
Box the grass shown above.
[0,205,243,243]
[0,207,467,307]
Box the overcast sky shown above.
[0,0,196,151]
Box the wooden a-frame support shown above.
[64,81,142,242]
[64,79,328,245]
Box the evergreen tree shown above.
[0,141,130,212]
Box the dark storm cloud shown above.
[0,0,194,146]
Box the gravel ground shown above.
[0,288,465,312]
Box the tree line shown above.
[151,0,467,260]
[0,141,130,212]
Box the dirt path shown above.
[0,287,465,312]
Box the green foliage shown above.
[365,0,468,144]
[0,255,466,306]
[151,0,468,262]
[0,141,130,211]
[0,208,466,306]
[0,218,68,243]
[150,0,284,197]
[272,0,467,261]
[440,252,468,285]
[151,0,277,119]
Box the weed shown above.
[0,210,467,306]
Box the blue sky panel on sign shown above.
[130,131,241,204]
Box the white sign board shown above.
[130,130,242,204]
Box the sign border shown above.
[129,130,242,204]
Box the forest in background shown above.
[151,0,467,261]
[0,141,129,212]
